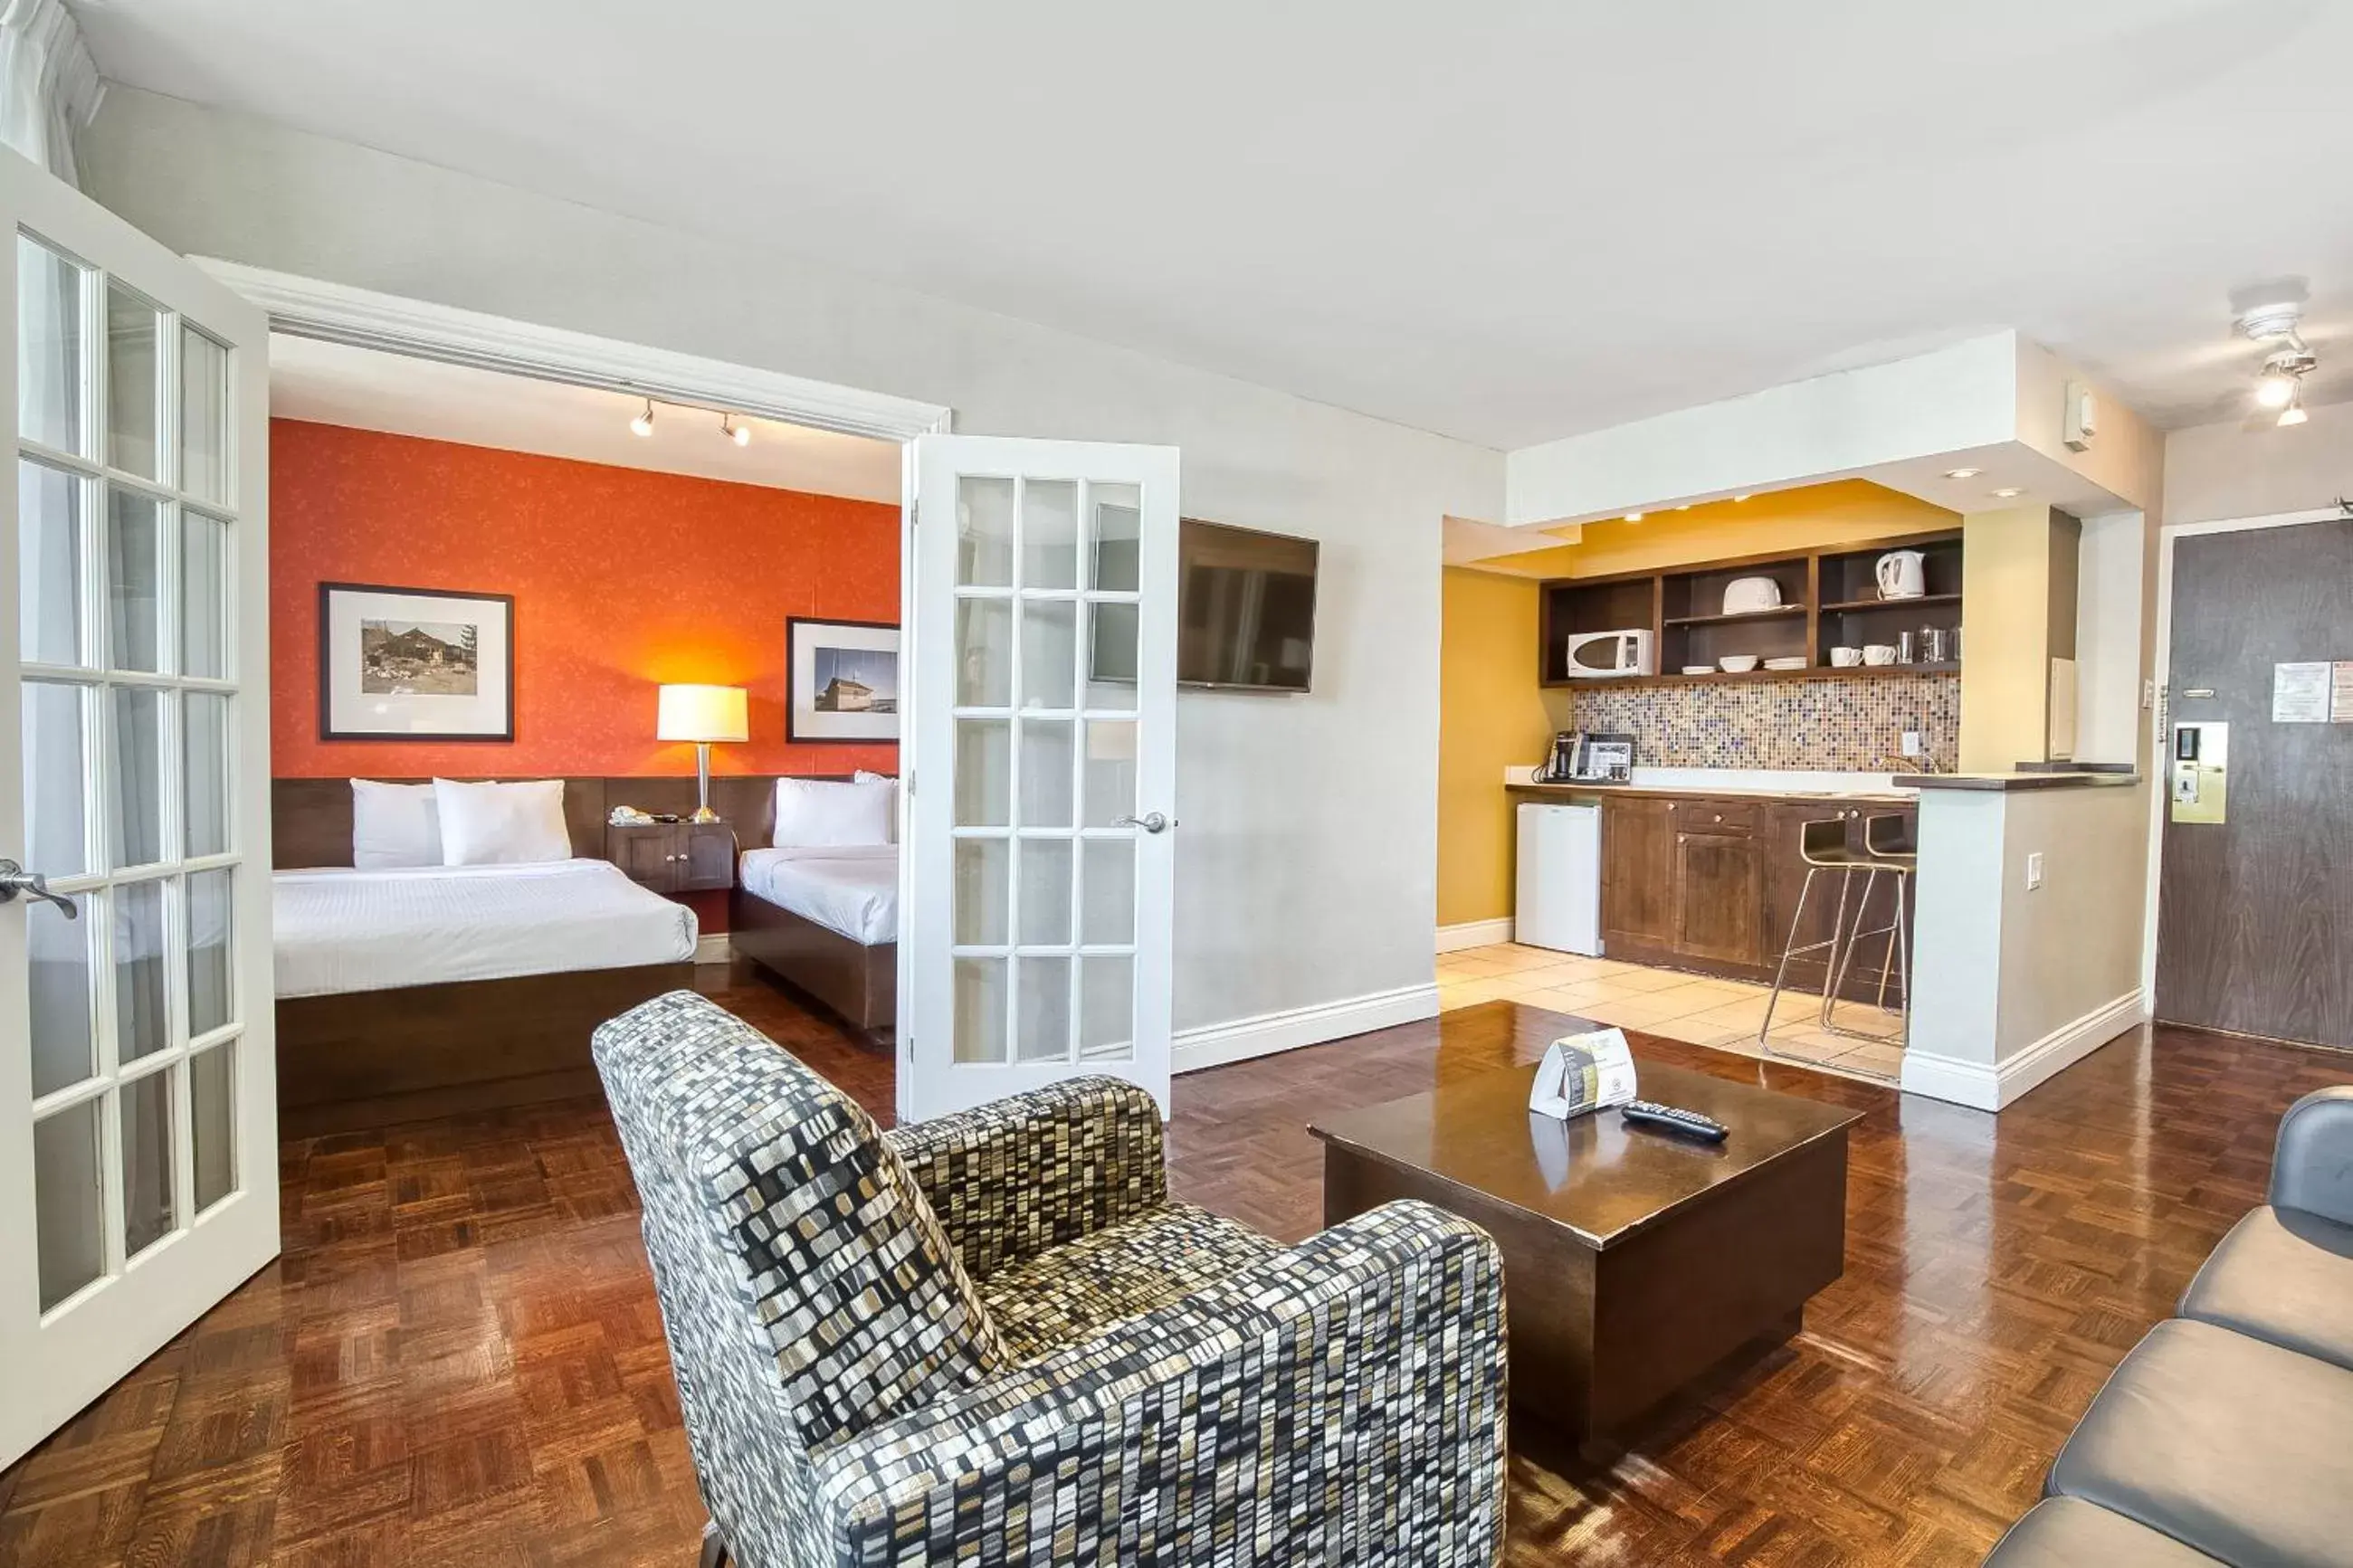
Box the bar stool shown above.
[1758,814,1906,1066]
[1829,813,1914,1047]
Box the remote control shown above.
[1620,1100,1729,1144]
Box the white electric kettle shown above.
[1875,549,1926,600]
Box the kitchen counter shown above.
[1893,769,2140,791]
[1508,781,1917,806]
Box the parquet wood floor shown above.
[1,962,2342,1567]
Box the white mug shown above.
[1830,646,1862,667]
[1862,643,1897,666]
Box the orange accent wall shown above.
[270,418,901,782]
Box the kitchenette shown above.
[1443,497,2149,1109]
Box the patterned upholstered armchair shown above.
[593,992,1508,1568]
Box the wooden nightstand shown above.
[607,821,737,894]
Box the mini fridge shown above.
[1515,802,1602,955]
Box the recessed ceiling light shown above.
[1675,503,1691,510]
[1943,467,1982,480]
[1731,493,1752,503]
[1623,511,1644,522]
[1990,486,2024,499]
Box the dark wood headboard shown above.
[271,774,863,869]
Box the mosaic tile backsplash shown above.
[1559,672,1960,771]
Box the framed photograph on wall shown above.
[787,616,900,742]
[319,582,515,741]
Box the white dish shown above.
[1763,656,1807,670]
[1717,655,1760,673]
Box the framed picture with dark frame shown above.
[787,616,900,743]
[319,582,515,741]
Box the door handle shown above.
[1115,812,1175,834]
[0,860,78,917]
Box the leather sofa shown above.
[1983,1086,2353,1567]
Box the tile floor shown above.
[1435,942,1905,1082]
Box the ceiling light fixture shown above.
[1943,467,1982,480]
[1732,493,1752,502]
[1624,511,1643,522]
[2237,298,2318,427]
[629,398,656,437]
[720,413,751,447]
[1990,487,2024,499]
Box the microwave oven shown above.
[1562,628,1655,678]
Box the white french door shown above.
[901,437,1179,1122]
[0,149,274,1468]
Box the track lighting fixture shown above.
[2278,385,2310,427]
[2237,299,2318,429]
[629,399,656,437]
[720,413,751,447]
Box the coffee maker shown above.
[1538,731,1635,784]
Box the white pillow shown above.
[433,778,572,866]
[854,769,900,844]
[351,779,443,869]
[773,776,892,849]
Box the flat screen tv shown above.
[1176,518,1319,692]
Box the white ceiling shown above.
[77,0,2353,449]
[267,336,903,503]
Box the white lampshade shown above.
[656,684,748,744]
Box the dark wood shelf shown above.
[1662,605,1807,628]
[1545,660,1961,691]
[1819,593,1963,613]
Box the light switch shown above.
[2024,851,2044,891]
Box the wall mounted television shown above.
[1174,518,1319,693]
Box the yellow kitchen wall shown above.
[1957,503,2078,771]
[1438,567,1556,930]
[1487,479,1957,579]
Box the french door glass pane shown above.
[952,837,1008,945]
[1082,720,1137,826]
[23,679,88,877]
[186,868,233,1036]
[1087,602,1139,705]
[28,895,93,1098]
[952,958,1006,1063]
[110,685,164,867]
[1021,600,1076,709]
[17,234,84,456]
[105,283,161,480]
[957,476,1014,587]
[183,691,229,858]
[191,1040,235,1214]
[1021,479,1078,590]
[106,488,161,672]
[1015,956,1071,1061]
[181,326,231,505]
[182,510,227,678]
[1088,484,1141,593]
[1081,839,1136,946]
[953,718,1010,826]
[19,459,82,664]
[34,1100,104,1311]
[955,597,1011,707]
[1016,838,1072,945]
[1017,718,1073,827]
[1080,957,1135,1060]
[120,1069,176,1259]
[114,879,168,1061]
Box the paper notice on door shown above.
[2273,661,2331,723]
[2335,662,2353,723]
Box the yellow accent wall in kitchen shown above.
[1438,567,1556,929]
[1478,479,1957,579]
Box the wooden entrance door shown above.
[2155,518,2353,1048]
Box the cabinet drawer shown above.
[1662,798,1758,835]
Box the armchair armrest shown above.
[812,1200,1507,1568]
[885,1076,1167,1279]
[2272,1086,2353,1224]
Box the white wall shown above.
[81,86,1506,1047]
[2072,510,2147,767]
[2164,398,2353,526]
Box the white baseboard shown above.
[1437,917,1513,954]
[1900,990,2146,1111]
[1174,983,1441,1076]
[693,933,733,965]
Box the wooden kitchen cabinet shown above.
[1600,796,1675,950]
[1672,822,1765,967]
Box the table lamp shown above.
[656,684,748,823]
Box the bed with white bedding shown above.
[736,845,898,946]
[273,859,698,998]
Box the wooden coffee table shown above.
[1310,1053,1862,1442]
